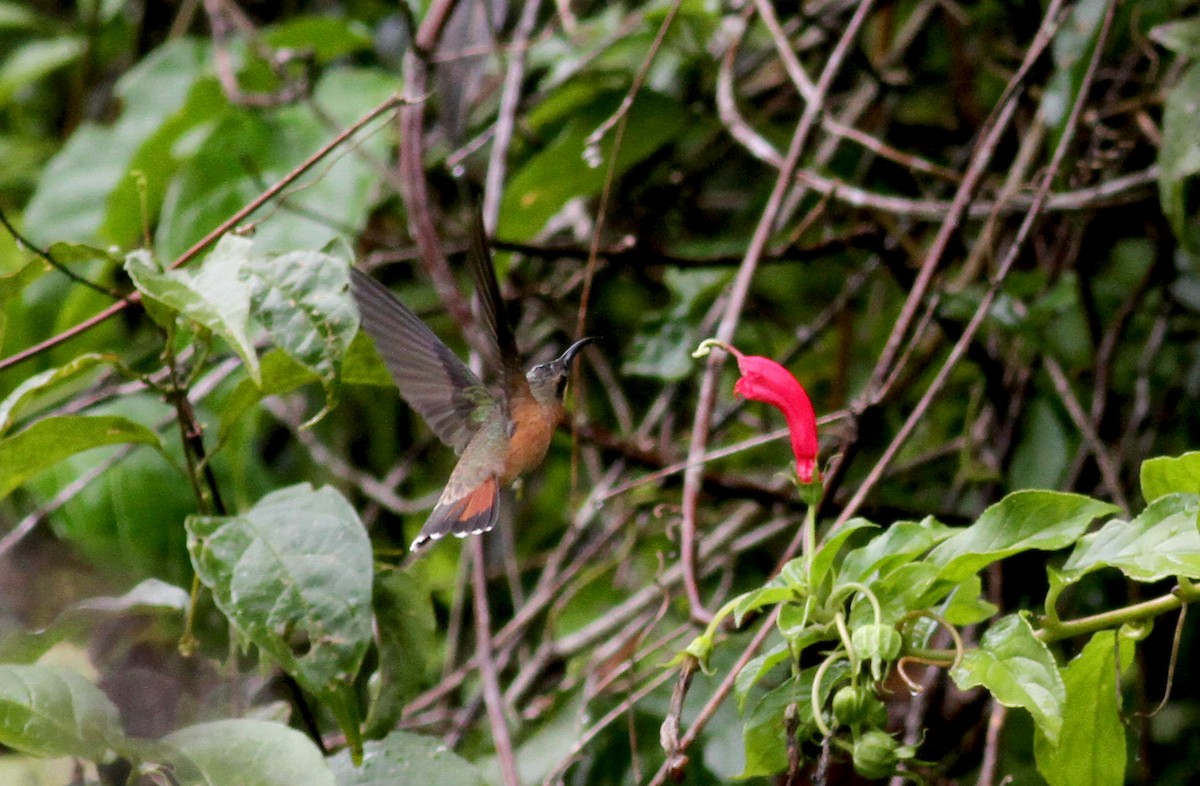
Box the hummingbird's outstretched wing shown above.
[350,267,497,454]
[467,207,531,399]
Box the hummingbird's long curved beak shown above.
[557,336,598,366]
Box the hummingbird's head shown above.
[526,337,597,404]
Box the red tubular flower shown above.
[728,347,819,483]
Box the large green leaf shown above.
[1159,61,1200,246]
[0,414,162,502]
[1151,19,1200,57]
[0,36,85,107]
[739,660,845,779]
[186,483,374,757]
[1060,494,1200,583]
[156,68,394,261]
[125,236,263,383]
[1033,631,1133,786]
[327,730,487,786]
[22,39,212,247]
[362,568,436,739]
[838,517,955,585]
[0,664,125,761]
[0,352,117,436]
[950,614,1065,745]
[0,578,188,663]
[0,258,49,300]
[1140,452,1200,502]
[163,719,334,786]
[244,248,357,423]
[500,90,688,240]
[928,490,1117,582]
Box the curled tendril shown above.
[810,651,846,739]
[830,582,884,628]
[894,611,965,693]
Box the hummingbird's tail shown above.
[410,476,500,551]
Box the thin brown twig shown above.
[397,0,477,334]
[647,606,780,786]
[836,0,1118,529]
[0,93,404,374]
[865,0,1067,399]
[792,165,1157,219]
[680,0,878,625]
[976,699,1008,786]
[482,0,543,231]
[470,538,521,786]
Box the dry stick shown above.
[397,0,476,333]
[646,607,780,786]
[864,0,1067,397]
[470,537,521,786]
[975,699,1008,786]
[752,0,817,103]
[836,0,1118,530]
[716,6,781,167]
[544,668,677,786]
[0,93,404,375]
[261,398,433,515]
[1044,357,1131,514]
[680,0,878,624]
[793,165,1157,220]
[482,0,543,232]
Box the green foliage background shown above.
[2,0,1200,784]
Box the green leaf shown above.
[625,268,729,381]
[1151,19,1200,57]
[163,719,335,786]
[157,68,394,261]
[125,236,263,383]
[809,518,877,591]
[500,90,687,240]
[928,490,1117,582]
[186,483,373,757]
[262,16,374,63]
[0,352,117,436]
[1060,494,1200,583]
[22,39,212,247]
[0,414,162,501]
[838,517,955,585]
[939,574,997,626]
[734,639,791,711]
[0,37,85,107]
[950,614,1065,744]
[1159,62,1200,245]
[1040,0,1109,132]
[363,568,437,739]
[738,677,802,779]
[1033,631,1133,786]
[731,584,796,627]
[738,661,848,779]
[0,258,49,300]
[0,578,188,662]
[1140,452,1200,502]
[0,2,40,30]
[0,664,125,761]
[327,730,487,786]
[244,249,358,424]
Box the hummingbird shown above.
[350,212,595,551]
